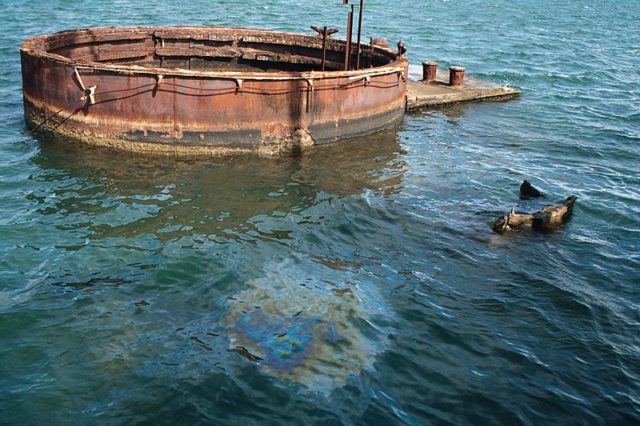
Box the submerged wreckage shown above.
[20,2,519,156]
[492,181,577,233]
[20,25,408,156]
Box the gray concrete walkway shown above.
[406,68,520,111]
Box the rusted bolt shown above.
[449,66,465,87]
[422,61,438,82]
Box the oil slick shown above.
[226,259,390,393]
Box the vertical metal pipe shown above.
[321,26,328,71]
[355,0,364,70]
[344,6,354,70]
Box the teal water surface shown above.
[1,0,639,424]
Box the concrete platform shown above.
[406,68,520,111]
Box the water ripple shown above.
[1,0,639,424]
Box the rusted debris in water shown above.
[492,181,577,234]
[492,196,577,233]
[520,180,544,199]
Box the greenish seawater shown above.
[1,1,639,424]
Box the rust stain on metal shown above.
[449,66,466,87]
[20,26,408,156]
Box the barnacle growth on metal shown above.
[20,26,408,156]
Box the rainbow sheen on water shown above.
[227,260,389,392]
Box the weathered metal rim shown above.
[20,26,407,81]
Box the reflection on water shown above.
[0,131,407,424]
[0,129,406,313]
[30,132,406,241]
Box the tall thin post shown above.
[321,26,328,71]
[344,5,354,70]
[355,0,364,69]
[312,25,338,71]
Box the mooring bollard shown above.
[449,66,465,87]
[422,61,438,82]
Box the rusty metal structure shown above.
[20,26,408,156]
